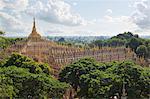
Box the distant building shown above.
[2,19,136,75]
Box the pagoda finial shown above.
[33,17,35,26]
[32,17,36,32]
[28,18,42,41]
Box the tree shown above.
[93,40,104,48]
[107,61,150,98]
[59,58,113,98]
[139,67,150,97]
[147,45,150,58]
[3,53,52,75]
[0,53,69,98]
[79,70,113,98]
[111,32,138,40]
[92,32,141,48]
[0,36,23,49]
[0,75,15,98]
[59,58,99,91]
[126,37,143,51]
[136,45,148,58]
[58,37,65,42]
[107,38,126,47]
[59,58,150,98]
[0,31,5,35]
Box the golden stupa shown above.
[1,18,136,75]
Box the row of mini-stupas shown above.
[3,18,136,76]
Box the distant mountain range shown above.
[47,36,110,43]
[4,35,150,41]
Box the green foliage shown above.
[111,32,138,40]
[59,58,99,91]
[107,61,146,97]
[147,45,150,58]
[79,70,113,98]
[0,30,23,49]
[3,53,52,75]
[92,32,139,48]
[0,53,69,98]
[140,67,150,97]
[59,58,114,98]
[144,39,150,58]
[93,40,104,48]
[92,38,126,48]
[107,38,126,47]
[126,37,143,51]
[0,31,5,35]
[59,58,150,98]
[58,37,66,42]
[136,45,148,58]
[0,36,23,49]
[0,75,15,98]
[92,32,150,59]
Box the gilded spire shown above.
[32,17,36,32]
[28,18,42,42]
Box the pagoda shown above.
[0,18,136,76]
[28,18,42,42]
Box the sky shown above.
[0,0,150,37]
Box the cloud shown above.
[0,12,30,36]
[132,0,150,29]
[25,0,87,26]
[98,14,138,36]
[0,0,28,11]
[0,0,88,36]
[104,15,131,23]
[0,0,29,35]
[73,2,77,6]
[106,9,113,15]
[0,1,4,10]
[0,12,28,34]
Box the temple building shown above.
[2,19,136,74]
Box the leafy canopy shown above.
[0,53,69,98]
[59,58,150,98]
